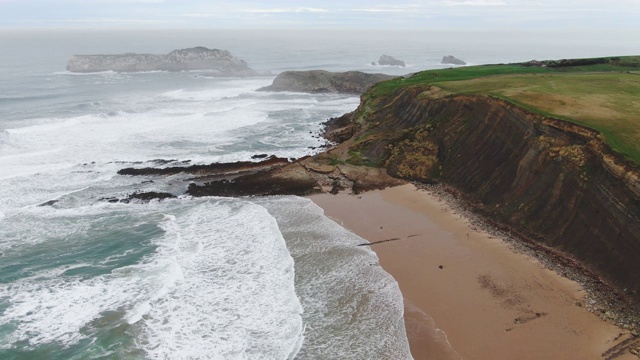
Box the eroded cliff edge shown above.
[339,86,640,305]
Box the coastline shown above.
[309,184,639,360]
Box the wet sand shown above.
[309,184,637,360]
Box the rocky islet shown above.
[66,46,258,76]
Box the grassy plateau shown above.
[368,56,640,163]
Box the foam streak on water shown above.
[135,200,303,360]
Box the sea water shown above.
[0,29,637,359]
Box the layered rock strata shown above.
[342,86,640,305]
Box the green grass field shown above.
[368,56,640,163]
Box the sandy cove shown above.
[309,184,639,360]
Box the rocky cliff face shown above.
[67,47,257,76]
[258,70,395,94]
[346,86,640,302]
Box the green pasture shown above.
[367,56,640,163]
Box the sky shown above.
[0,0,639,30]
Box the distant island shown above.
[441,55,466,65]
[258,70,395,94]
[66,47,257,76]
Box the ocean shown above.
[0,29,637,359]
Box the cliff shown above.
[66,47,257,76]
[258,70,395,94]
[340,86,640,304]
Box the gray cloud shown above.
[0,0,638,29]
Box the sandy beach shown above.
[309,184,638,360]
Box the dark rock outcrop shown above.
[378,55,406,67]
[441,55,466,65]
[67,47,257,76]
[187,163,321,197]
[258,70,395,94]
[117,156,290,176]
[321,112,357,143]
[38,200,59,207]
[99,191,176,203]
[185,158,403,197]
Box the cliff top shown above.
[365,55,640,163]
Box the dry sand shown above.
[309,184,637,360]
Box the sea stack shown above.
[66,47,258,76]
[441,55,467,65]
[378,55,406,67]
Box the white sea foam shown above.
[159,81,267,102]
[0,75,357,180]
[0,71,372,358]
[255,197,413,359]
[6,116,87,134]
[135,200,303,360]
[0,199,304,359]
[52,70,118,76]
[0,129,10,143]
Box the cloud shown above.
[92,0,164,3]
[55,18,173,24]
[1,0,639,29]
[242,8,329,14]
[348,6,420,13]
[444,0,507,5]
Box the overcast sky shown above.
[1,0,638,30]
